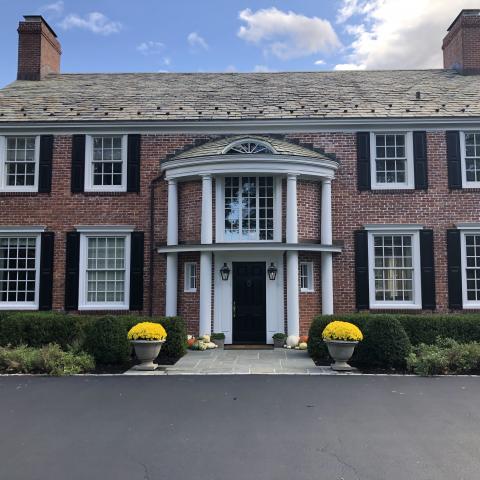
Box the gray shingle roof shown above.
[0,70,479,123]
[171,135,333,161]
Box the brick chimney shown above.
[17,15,61,81]
[442,9,480,75]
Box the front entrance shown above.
[232,262,266,344]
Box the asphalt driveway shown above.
[0,375,479,480]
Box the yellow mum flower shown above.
[128,322,167,341]
[322,321,363,342]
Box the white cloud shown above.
[59,12,122,35]
[238,7,340,60]
[334,63,366,70]
[162,57,171,66]
[314,59,326,65]
[253,65,275,72]
[336,0,480,69]
[225,65,237,72]
[41,1,64,16]
[187,32,209,50]
[137,41,165,55]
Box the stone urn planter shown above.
[131,340,165,371]
[325,340,358,371]
[128,322,168,371]
[272,333,287,349]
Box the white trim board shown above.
[157,242,342,253]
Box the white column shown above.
[321,179,334,315]
[286,251,300,337]
[199,252,212,336]
[165,179,178,316]
[199,174,213,335]
[201,174,213,245]
[165,253,178,316]
[286,173,298,243]
[167,179,178,246]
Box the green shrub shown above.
[0,312,83,349]
[355,317,411,369]
[211,333,225,340]
[84,316,131,365]
[0,344,94,376]
[407,337,480,375]
[158,316,187,360]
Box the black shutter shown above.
[64,232,80,310]
[413,131,428,190]
[127,135,141,193]
[39,232,54,310]
[420,229,435,309]
[71,135,85,193]
[355,230,369,309]
[38,135,53,193]
[129,232,144,310]
[357,132,371,191]
[447,229,462,309]
[446,131,462,189]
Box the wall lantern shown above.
[267,262,278,281]
[220,263,231,281]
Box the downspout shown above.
[149,173,164,316]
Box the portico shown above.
[158,136,340,343]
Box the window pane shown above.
[90,136,123,188]
[86,236,126,304]
[374,134,408,185]
[465,234,480,301]
[372,234,414,303]
[0,236,37,304]
[464,132,480,183]
[5,136,37,187]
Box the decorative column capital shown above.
[287,173,299,181]
[322,178,332,185]
[167,178,178,186]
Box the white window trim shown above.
[84,134,128,193]
[460,229,480,309]
[460,131,480,188]
[300,261,314,293]
[78,230,131,311]
[367,228,422,309]
[0,135,40,193]
[215,175,282,243]
[0,232,41,310]
[184,262,197,293]
[370,132,414,190]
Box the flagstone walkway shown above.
[164,348,336,375]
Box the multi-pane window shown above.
[463,233,480,302]
[224,140,275,155]
[371,234,415,303]
[85,135,126,191]
[224,176,275,241]
[0,236,38,306]
[300,262,313,292]
[1,136,38,190]
[184,262,197,292]
[84,236,127,306]
[463,132,480,184]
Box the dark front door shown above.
[232,262,266,344]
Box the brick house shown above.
[1,11,480,344]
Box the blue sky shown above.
[0,0,476,87]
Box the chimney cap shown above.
[447,9,480,31]
[21,15,57,38]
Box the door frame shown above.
[214,251,284,344]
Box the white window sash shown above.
[460,131,480,188]
[300,261,314,292]
[0,233,41,310]
[78,231,131,310]
[0,136,40,193]
[367,229,422,309]
[84,135,128,192]
[215,175,282,243]
[184,262,197,292]
[460,230,480,308]
[370,132,414,190]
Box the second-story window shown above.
[85,135,127,192]
[461,132,480,187]
[370,133,414,189]
[224,176,275,241]
[0,136,39,192]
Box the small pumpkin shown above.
[299,335,308,344]
[187,337,196,348]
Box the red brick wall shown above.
[178,181,202,243]
[177,253,200,335]
[299,252,322,335]
[297,180,321,241]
